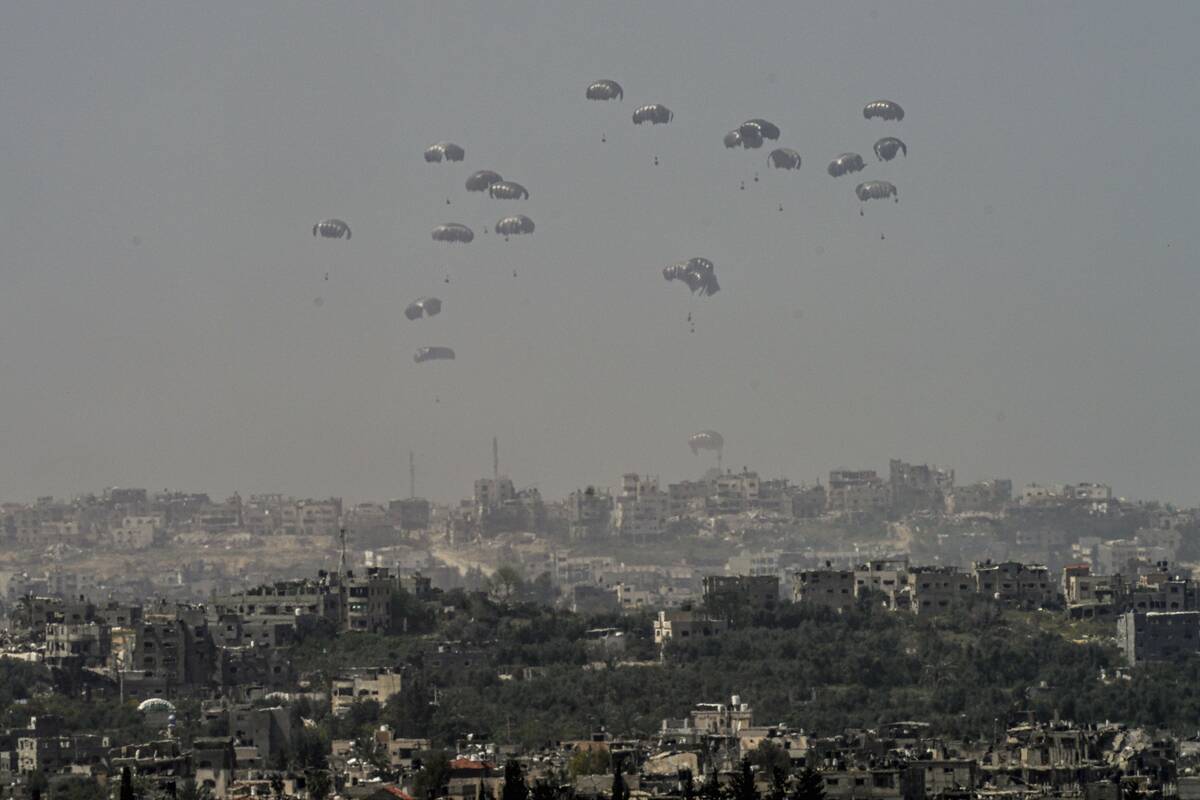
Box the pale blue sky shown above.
[2,2,1198,504]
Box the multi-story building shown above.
[907,567,976,615]
[973,561,1056,609]
[791,484,827,518]
[702,575,780,618]
[1118,610,1200,666]
[710,471,761,516]
[945,479,1013,514]
[44,622,111,669]
[653,609,728,645]
[566,487,612,539]
[667,480,710,518]
[343,568,396,633]
[889,459,955,514]
[389,497,432,531]
[108,515,163,550]
[826,470,891,516]
[613,474,670,537]
[854,557,910,608]
[331,668,404,715]
[793,569,856,612]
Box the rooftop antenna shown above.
[493,436,499,480]
[409,450,416,499]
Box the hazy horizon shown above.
[3,2,1198,506]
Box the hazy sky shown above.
[2,2,1199,505]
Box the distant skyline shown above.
[2,2,1198,505]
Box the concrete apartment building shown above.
[889,459,955,514]
[945,479,1013,514]
[973,561,1055,609]
[653,609,728,645]
[793,569,856,612]
[613,473,670,537]
[826,470,891,516]
[702,575,780,617]
[907,567,976,616]
[1118,610,1200,665]
[331,668,404,715]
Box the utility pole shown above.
[492,436,499,480]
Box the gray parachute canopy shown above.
[586,80,623,101]
[487,181,529,200]
[663,257,720,297]
[874,137,907,161]
[688,430,724,455]
[312,219,351,239]
[465,170,503,192]
[632,104,673,125]
[495,215,535,237]
[767,148,802,170]
[863,100,905,121]
[414,346,455,363]
[404,297,442,321]
[726,125,763,149]
[424,142,465,163]
[740,119,781,141]
[855,180,898,202]
[431,223,475,243]
[827,153,866,177]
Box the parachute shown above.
[495,215,535,238]
[424,142,465,163]
[432,223,475,243]
[465,170,504,192]
[863,100,905,121]
[632,104,673,125]
[767,148,802,170]
[740,119,781,141]
[873,137,907,161]
[688,430,724,456]
[404,297,442,321]
[414,347,455,363]
[487,181,529,200]
[586,80,623,101]
[855,180,898,202]
[312,219,351,240]
[726,126,763,149]
[663,257,720,297]
[827,153,865,177]
[137,698,176,714]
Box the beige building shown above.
[793,569,856,611]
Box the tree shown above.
[698,770,723,800]
[502,760,529,800]
[611,756,629,800]
[567,749,611,779]
[177,780,212,800]
[306,770,331,800]
[119,766,134,800]
[489,565,525,603]
[678,769,696,800]
[748,742,790,780]
[730,760,759,800]
[792,768,825,800]
[413,750,451,800]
